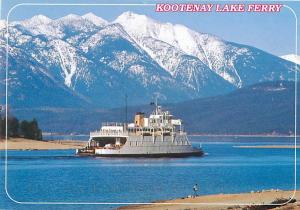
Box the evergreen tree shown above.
[0,116,5,137]
[8,117,19,137]
[20,120,30,139]
[0,116,43,140]
[29,119,42,140]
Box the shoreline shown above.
[0,138,87,150]
[118,190,300,210]
[1,138,297,151]
[233,145,299,149]
[42,133,298,138]
[190,134,298,137]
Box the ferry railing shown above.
[90,130,129,137]
[101,122,125,127]
[90,126,186,137]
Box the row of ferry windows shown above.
[150,119,171,123]
[129,141,188,146]
[128,128,173,132]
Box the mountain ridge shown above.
[11,81,298,135]
[1,12,297,109]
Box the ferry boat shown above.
[76,104,203,157]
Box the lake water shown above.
[0,136,298,209]
[43,134,89,141]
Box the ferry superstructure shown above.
[76,104,203,157]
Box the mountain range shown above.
[0,12,297,109]
[12,81,298,135]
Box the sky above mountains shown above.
[1,0,299,57]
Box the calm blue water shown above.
[43,134,89,141]
[0,136,299,209]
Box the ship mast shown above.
[155,96,158,115]
[125,94,128,129]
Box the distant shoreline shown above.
[233,145,299,149]
[2,137,297,151]
[0,138,87,150]
[41,133,298,138]
[189,134,298,137]
[118,190,300,210]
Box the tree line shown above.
[0,116,42,140]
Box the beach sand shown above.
[118,190,300,210]
[0,138,87,150]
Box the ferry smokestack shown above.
[134,112,144,127]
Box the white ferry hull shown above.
[93,151,202,157]
[78,135,203,157]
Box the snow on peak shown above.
[0,20,6,30]
[53,13,97,36]
[18,15,59,38]
[115,11,149,23]
[21,14,52,27]
[114,11,215,59]
[114,11,169,36]
[281,54,300,65]
[82,13,108,26]
[54,13,98,29]
[56,14,83,23]
[80,23,137,52]
[114,11,246,87]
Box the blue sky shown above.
[1,0,299,57]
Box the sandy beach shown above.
[0,138,87,150]
[234,145,299,149]
[118,190,300,210]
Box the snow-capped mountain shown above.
[114,12,295,88]
[0,12,296,109]
[281,54,300,65]
[82,12,108,26]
